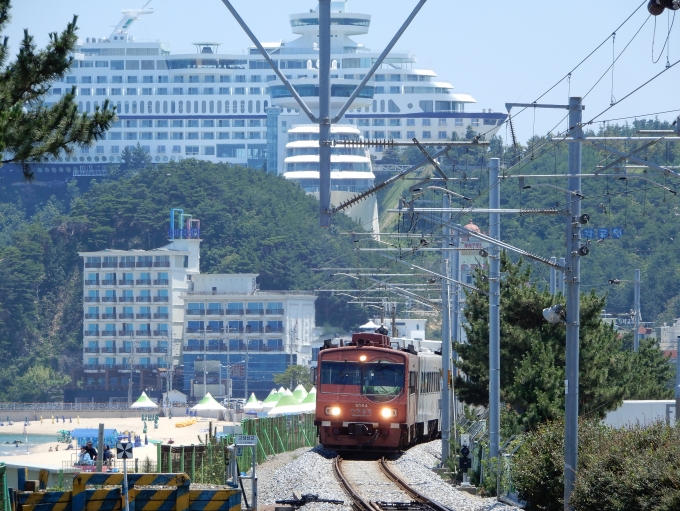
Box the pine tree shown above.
[455,254,672,429]
[0,0,115,178]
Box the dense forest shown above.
[1,118,679,401]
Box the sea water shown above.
[0,433,58,456]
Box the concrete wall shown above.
[1,410,143,422]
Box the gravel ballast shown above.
[251,440,517,511]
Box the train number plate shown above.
[350,408,372,417]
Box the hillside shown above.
[0,161,378,401]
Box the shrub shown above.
[513,419,680,511]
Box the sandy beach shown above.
[0,415,233,468]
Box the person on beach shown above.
[77,446,93,465]
[103,445,114,467]
[85,440,97,460]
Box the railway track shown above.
[333,457,452,511]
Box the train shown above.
[314,332,442,451]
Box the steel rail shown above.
[333,457,375,511]
[379,458,453,511]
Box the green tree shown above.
[455,254,671,429]
[117,142,152,175]
[273,365,312,391]
[6,365,70,402]
[0,0,115,178]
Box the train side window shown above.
[409,371,417,394]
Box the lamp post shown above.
[608,269,642,351]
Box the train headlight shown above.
[359,355,367,362]
[380,408,397,419]
[325,406,341,416]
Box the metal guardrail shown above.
[0,403,133,411]
[0,462,8,511]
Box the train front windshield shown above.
[320,360,405,402]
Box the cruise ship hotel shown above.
[9,0,506,228]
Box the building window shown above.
[126,88,138,96]
[218,132,230,139]
[438,118,447,126]
[141,88,153,95]
[171,132,184,140]
[172,145,181,153]
[438,131,447,139]
[80,88,92,96]
[422,118,431,126]
[111,145,120,154]
[187,132,199,140]
[406,130,416,138]
[157,145,166,153]
[202,146,215,155]
[185,145,199,155]
[373,131,386,138]
[234,87,245,95]
[388,131,401,139]
[471,119,480,127]
[372,119,386,126]
[156,132,169,140]
[455,118,464,126]
[201,132,214,140]
[422,131,431,139]
[172,87,183,95]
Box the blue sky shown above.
[5,0,680,142]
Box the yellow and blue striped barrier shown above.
[13,473,238,511]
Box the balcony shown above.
[119,261,135,268]
[84,280,100,286]
[119,279,134,286]
[136,313,151,319]
[118,347,132,353]
[101,331,117,337]
[226,327,244,334]
[84,331,100,337]
[84,262,101,268]
[101,297,118,303]
[101,313,117,319]
[265,326,284,333]
[183,344,203,352]
[154,261,170,267]
[118,313,134,320]
[101,280,117,286]
[118,296,134,303]
[152,330,169,336]
[225,309,244,316]
[153,296,169,302]
[136,261,153,268]
[135,330,151,336]
[136,279,151,285]
[153,313,169,319]
[206,309,224,315]
[136,296,152,303]
[153,346,168,353]
[101,261,118,268]
[245,326,264,334]
[136,347,152,353]
[84,314,100,320]
[100,347,116,353]
[266,308,285,315]
[84,297,100,303]
[186,310,205,316]
[245,309,265,315]
[153,279,169,285]
[84,347,100,353]
[118,331,134,337]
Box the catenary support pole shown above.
[676,336,680,423]
[634,269,641,351]
[318,0,332,227]
[440,193,452,464]
[550,257,557,295]
[489,158,501,461]
[559,257,566,295]
[564,97,583,511]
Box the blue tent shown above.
[70,428,119,448]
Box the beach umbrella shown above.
[130,392,159,409]
[292,384,308,402]
[191,393,227,412]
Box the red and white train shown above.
[314,332,442,451]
